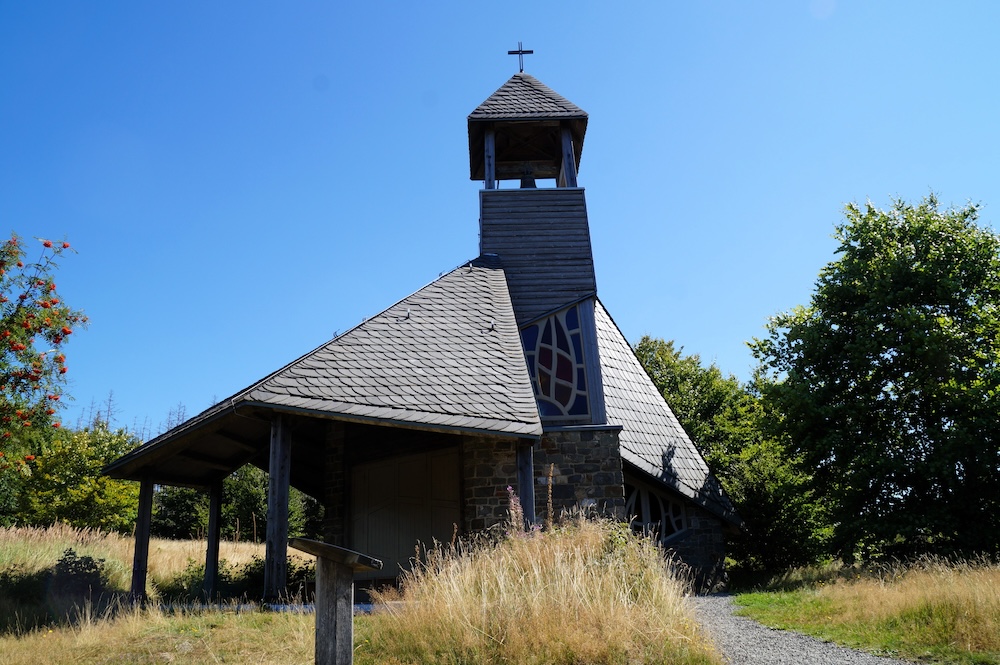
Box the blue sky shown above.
[2,2,998,435]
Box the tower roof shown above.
[469,72,588,121]
[468,73,588,182]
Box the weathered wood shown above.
[130,477,154,601]
[264,415,291,601]
[203,480,223,600]
[517,440,536,525]
[484,129,496,189]
[288,539,381,665]
[560,125,578,187]
[288,538,383,572]
[579,299,607,425]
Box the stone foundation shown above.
[533,425,625,521]
[663,505,727,591]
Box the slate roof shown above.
[594,299,740,525]
[239,258,541,436]
[468,72,588,121]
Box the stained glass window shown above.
[624,481,687,542]
[521,304,589,418]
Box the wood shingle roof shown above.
[468,72,588,121]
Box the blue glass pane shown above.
[576,367,587,391]
[555,318,570,353]
[525,353,536,378]
[569,394,589,415]
[521,325,539,352]
[571,333,583,362]
[538,399,564,417]
[541,320,552,345]
[565,305,579,330]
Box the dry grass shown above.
[0,523,300,593]
[0,520,719,664]
[737,557,1000,664]
[358,516,721,665]
[0,602,315,664]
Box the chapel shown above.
[105,69,741,598]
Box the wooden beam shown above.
[178,450,235,472]
[264,415,291,602]
[214,430,260,453]
[560,126,578,188]
[516,440,536,525]
[484,128,496,189]
[130,477,154,602]
[203,480,223,600]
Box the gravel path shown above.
[688,594,913,665]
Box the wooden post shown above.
[516,440,536,525]
[560,126,578,188]
[130,477,154,602]
[264,415,292,602]
[203,480,223,600]
[484,128,496,189]
[289,538,382,665]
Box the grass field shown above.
[735,557,1000,665]
[0,520,720,665]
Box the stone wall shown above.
[460,435,519,531]
[533,425,625,522]
[663,504,727,591]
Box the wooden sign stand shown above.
[289,538,383,665]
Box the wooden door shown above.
[351,448,460,580]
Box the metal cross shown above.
[507,42,533,73]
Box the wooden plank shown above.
[203,480,223,600]
[316,555,355,665]
[130,477,154,601]
[288,538,382,572]
[579,299,607,425]
[264,415,291,602]
[484,129,496,189]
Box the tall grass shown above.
[358,516,720,665]
[737,556,1000,664]
[0,523,271,592]
[1,517,720,664]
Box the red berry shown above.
[61,242,70,249]
[42,240,52,248]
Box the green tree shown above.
[151,465,323,541]
[0,234,85,439]
[634,337,830,576]
[751,195,1000,559]
[12,423,141,531]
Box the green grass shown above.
[734,558,1000,665]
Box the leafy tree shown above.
[151,465,323,541]
[0,234,85,439]
[751,195,1000,559]
[634,337,830,576]
[8,423,141,531]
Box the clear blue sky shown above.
[3,2,998,436]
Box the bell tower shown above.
[469,72,606,425]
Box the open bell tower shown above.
[469,73,606,426]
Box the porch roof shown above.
[104,258,542,488]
